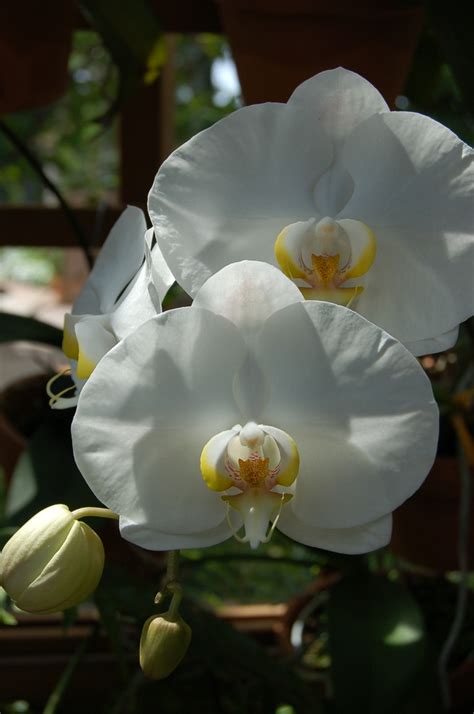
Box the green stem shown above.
[72,507,119,521]
[167,583,183,620]
[166,549,180,582]
[43,632,90,714]
[154,551,181,605]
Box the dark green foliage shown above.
[327,573,442,714]
[0,313,62,347]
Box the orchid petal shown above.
[74,318,116,380]
[193,260,303,336]
[355,230,459,347]
[149,104,333,296]
[145,227,175,303]
[257,301,438,529]
[119,516,233,551]
[300,285,363,306]
[109,262,159,340]
[313,163,355,217]
[288,67,389,145]
[277,510,392,554]
[72,308,247,545]
[339,111,474,345]
[74,206,147,315]
[404,326,460,357]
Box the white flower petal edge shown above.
[277,511,393,554]
[288,67,388,144]
[72,261,438,553]
[119,516,236,551]
[193,260,303,336]
[404,327,460,358]
[57,208,175,408]
[74,206,147,315]
[149,67,474,354]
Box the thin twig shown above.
[0,117,93,268]
[437,437,471,709]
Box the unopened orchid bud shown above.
[140,585,191,680]
[0,504,105,614]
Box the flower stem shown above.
[166,550,180,583]
[72,507,119,521]
[167,582,183,620]
[154,551,181,605]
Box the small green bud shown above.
[0,504,104,614]
[140,610,192,680]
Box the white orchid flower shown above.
[72,261,438,554]
[148,68,474,357]
[51,206,174,408]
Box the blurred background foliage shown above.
[1,20,474,285]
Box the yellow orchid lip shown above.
[62,316,79,360]
[275,216,376,307]
[200,421,299,548]
[76,350,97,380]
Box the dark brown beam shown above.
[73,0,222,33]
[0,206,122,247]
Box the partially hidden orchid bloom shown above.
[148,68,474,357]
[52,206,174,408]
[72,261,438,554]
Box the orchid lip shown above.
[274,216,377,307]
[200,421,299,549]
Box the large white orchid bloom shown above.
[72,261,438,554]
[148,68,474,357]
[52,206,174,408]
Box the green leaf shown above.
[0,312,62,347]
[327,573,442,714]
[6,409,100,525]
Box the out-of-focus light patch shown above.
[0,248,57,284]
[395,95,410,110]
[176,84,194,104]
[73,68,92,83]
[211,54,241,106]
[384,622,422,646]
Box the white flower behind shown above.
[149,67,474,356]
[72,261,438,554]
[53,206,174,408]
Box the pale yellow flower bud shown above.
[0,504,104,614]
[140,609,192,680]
